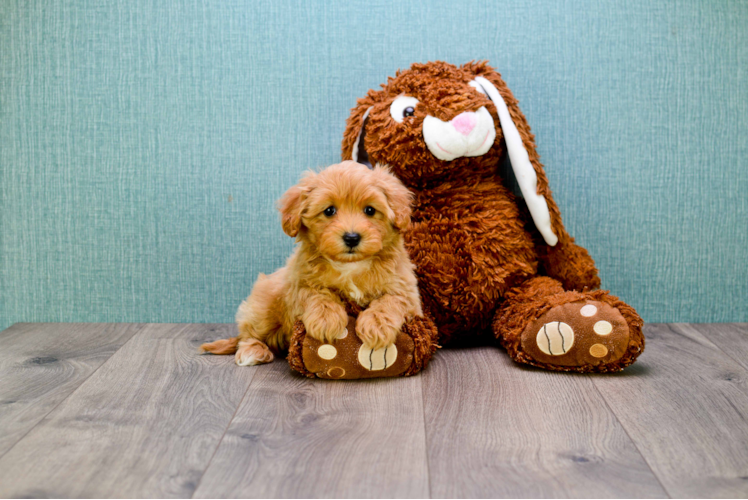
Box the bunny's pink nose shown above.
[451,112,477,136]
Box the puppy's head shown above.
[278,161,412,263]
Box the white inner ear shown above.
[473,76,558,246]
[351,107,371,164]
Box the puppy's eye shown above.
[390,95,419,123]
[323,206,336,217]
[364,206,376,217]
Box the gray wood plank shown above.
[193,359,429,498]
[593,323,748,498]
[0,323,143,458]
[422,347,667,498]
[0,323,254,499]
[693,323,748,372]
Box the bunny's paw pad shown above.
[301,316,414,379]
[521,301,630,368]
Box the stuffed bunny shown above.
[340,61,644,372]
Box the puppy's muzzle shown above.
[343,232,361,249]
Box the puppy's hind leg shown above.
[235,338,275,366]
[235,270,286,366]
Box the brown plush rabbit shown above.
[339,61,644,372]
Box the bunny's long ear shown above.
[342,94,377,167]
[350,108,372,167]
[473,75,559,246]
[468,64,566,247]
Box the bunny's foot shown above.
[494,277,644,373]
[288,313,439,379]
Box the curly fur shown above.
[201,161,423,366]
[341,61,644,372]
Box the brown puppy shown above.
[201,161,422,366]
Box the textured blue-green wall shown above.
[1,0,747,331]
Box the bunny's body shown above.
[406,179,538,342]
[342,61,644,372]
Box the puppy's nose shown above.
[343,232,361,248]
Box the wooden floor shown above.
[0,323,747,498]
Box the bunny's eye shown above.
[390,95,419,123]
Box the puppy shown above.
[200,160,422,366]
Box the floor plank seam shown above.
[0,323,146,463]
[420,372,433,499]
[190,361,260,499]
[587,373,672,499]
[680,324,748,373]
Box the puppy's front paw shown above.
[304,306,349,344]
[356,310,399,350]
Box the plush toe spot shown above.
[318,344,337,360]
[536,322,574,355]
[580,304,597,317]
[593,321,613,335]
[337,327,348,339]
[358,345,398,370]
[327,367,345,378]
[589,344,609,358]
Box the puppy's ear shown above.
[372,164,413,230]
[278,173,315,237]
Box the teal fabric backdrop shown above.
[1,0,747,332]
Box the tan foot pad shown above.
[521,301,630,367]
[301,316,414,379]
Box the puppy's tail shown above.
[200,337,239,355]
